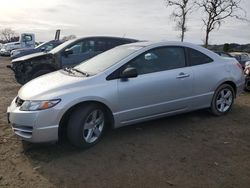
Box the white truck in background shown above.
[0,33,35,56]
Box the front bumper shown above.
[7,97,60,143]
[0,50,11,56]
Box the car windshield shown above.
[75,45,142,75]
[50,39,77,54]
[35,42,49,49]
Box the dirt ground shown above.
[0,56,250,188]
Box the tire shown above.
[67,104,106,148]
[245,77,250,92]
[210,84,235,116]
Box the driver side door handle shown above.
[176,72,190,79]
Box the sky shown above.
[0,0,249,44]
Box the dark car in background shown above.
[230,52,250,69]
[214,51,234,58]
[10,40,63,59]
[9,36,138,84]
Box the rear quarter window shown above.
[187,48,213,66]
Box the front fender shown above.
[55,96,115,126]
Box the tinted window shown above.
[66,40,95,55]
[23,35,32,42]
[188,48,213,66]
[104,39,124,50]
[95,40,107,51]
[127,47,186,75]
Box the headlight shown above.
[20,99,61,111]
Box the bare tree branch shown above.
[197,0,248,48]
[0,28,17,42]
[164,0,195,42]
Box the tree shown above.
[197,0,246,48]
[165,0,195,42]
[223,43,230,52]
[0,28,17,42]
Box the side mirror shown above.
[63,49,73,57]
[120,67,138,79]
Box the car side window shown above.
[188,48,213,66]
[23,35,32,42]
[126,47,186,75]
[66,40,95,55]
[45,43,54,51]
[95,40,107,52]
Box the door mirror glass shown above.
[120,67,138,79]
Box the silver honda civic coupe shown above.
[7,41,245,148]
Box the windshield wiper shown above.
[63,67,75,74]
[71,68,89,77]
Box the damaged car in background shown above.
[11,40,63,60]
[8,36,138,84]
[10,29,63,59]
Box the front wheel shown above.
[210,84,234,116]
[67,104,106,148]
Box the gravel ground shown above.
[0,56,250,188]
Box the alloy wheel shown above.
[83,109,104,143]
[216,88,233,113]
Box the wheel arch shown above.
[58,100,114,141]
[214,80,237,98]
[221,81,237,97]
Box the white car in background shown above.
[0,33,35,56]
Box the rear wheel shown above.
[210,84,234,116]
[67,104,106,148]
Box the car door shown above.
[116,46,194,125]
[186,47,219,109]
[61,39,96,67]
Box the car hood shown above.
[14,48,36,53]
[12,52,52,62]
[18,70,91,100]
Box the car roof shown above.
[123,41,207,49]
[73,36,138,42]
[122,41,221,60]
